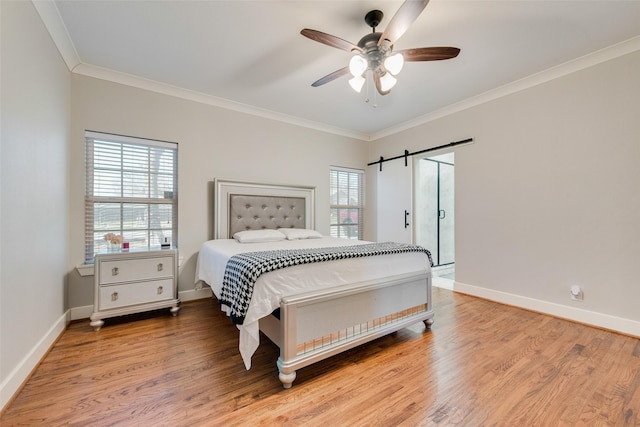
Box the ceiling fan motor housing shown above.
[360,9,394,73]
[357,32,392,74]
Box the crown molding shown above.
[72,63,370,141]
[370,35,640,141]
[32,0,81,71]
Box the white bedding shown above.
[195,236,431,369]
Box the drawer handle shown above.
[157,286,164,295]
[111,292,119,301]
[112,267,119,276]
[157,263,163,272]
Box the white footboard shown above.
[265,271,432,388]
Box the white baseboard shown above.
[70,305,93,321]
[0,311,69,412]
[432,276,454,291]
[454,280,640,338]
[179,287,212,302]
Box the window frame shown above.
[329,166,364,240]
[84,131,178,263]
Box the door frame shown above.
[412,153,455,267]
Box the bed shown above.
[195,179,434,388]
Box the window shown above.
[330,167,364,240]
[85,131,178,263]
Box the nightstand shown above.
[90,248,180,331]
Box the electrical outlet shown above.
[570,285,584,301]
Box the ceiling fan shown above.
[301,0,460,96]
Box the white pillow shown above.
[278,228,323,240]
[233,229,286,243]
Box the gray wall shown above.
[1,0,71,406]
[368,49,640,328]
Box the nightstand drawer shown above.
[98,278,174,310]
[99,256,174,284]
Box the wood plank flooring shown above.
[2,288,639,426]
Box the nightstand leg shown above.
[90,318,104,331]
[170,305,180,317]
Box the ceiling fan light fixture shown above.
[379,72,397,92]
[384,53,404,76]
[349,75,366,93]
[349,55,368,77]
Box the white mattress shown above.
[195,236,431,369]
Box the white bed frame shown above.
[213,179,433,388]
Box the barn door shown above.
[376,158,412,244]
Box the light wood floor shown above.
[2,288,639,426]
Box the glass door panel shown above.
[414,153,454,267]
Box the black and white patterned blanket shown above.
[219,242,433,325]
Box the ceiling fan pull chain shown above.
[364,75,370,104]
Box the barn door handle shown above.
[404,210,410,228]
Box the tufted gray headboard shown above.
[213,179,315,239]
[229,194,306,236]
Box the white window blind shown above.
[330,167,364,240]
[85,131,178,263]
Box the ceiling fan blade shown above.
[378,0,430,47]
[399,46,460,61]
[301,29,362,53]
[373,73,390,96]
[311,66,350,87]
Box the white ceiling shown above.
[41,0,640,140]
